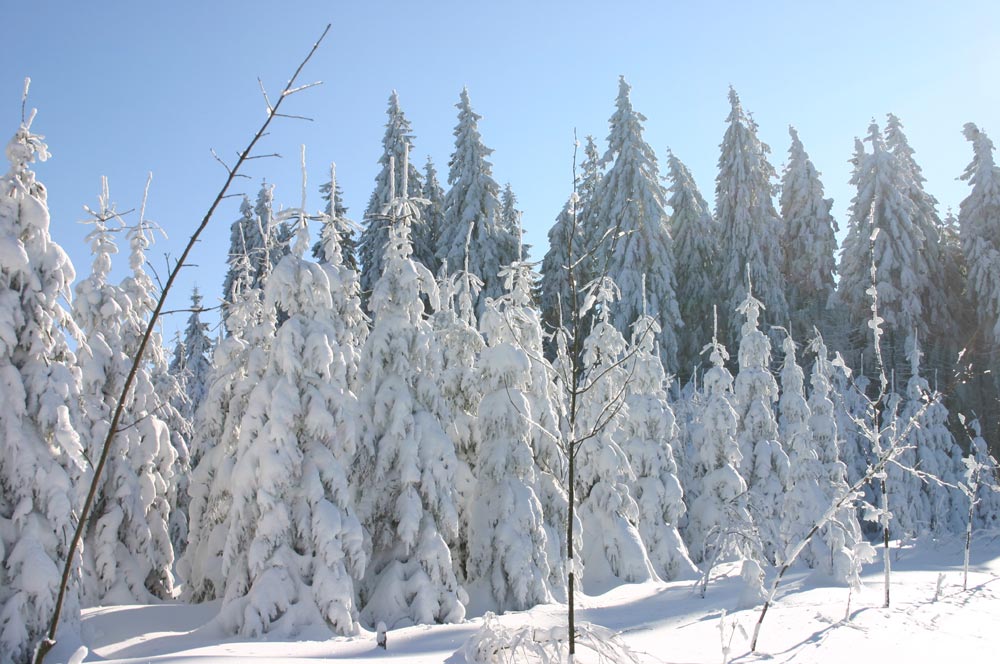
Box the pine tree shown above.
[359,91,426,303]
[958,123,1000,451]
[221,195,255,309]
[576,135,606,282]
[218,216,366,637]
[313,162,357,273]
[588,77,682,370]
[575,279,658,590]
[779,127,838,341]
[809,333,871,583]
[734,287,789,563]
[430,269,484,583]
[356,221,466,627]
[420,156,445,275]
[838,121,939,380]
[884,115,954,361]
[0,111,88,664]
[715,87,787,343]
[467,266,559,611]
[483,261,570,599]
[437,88,509,313]
[499,182,526,265]
[960,123,1000,346]
[685,311,752,564]
[540,193,581,354]
[618,311,697,580]
[667,150,718,381]
[179,287,213,424]
[180,256,272,602]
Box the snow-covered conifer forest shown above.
[4,9,1000,664]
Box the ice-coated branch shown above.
[34,23,331,664]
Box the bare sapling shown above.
[34,25,331,664]
[749,216,934,653]
[957,417,998,591]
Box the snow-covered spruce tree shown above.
[885,115,957,375]
[587,77,681,371]
[890,335,965,538]
[838,121,937,381]
[803,332,868,584]
[576,134,607,282]
[359,91,426,303]
[959,123,1000,450]
[355,220,466,628]
[715,87,787,345]
[466,270,560,612]
[313,162,357,273]
[254,182,279,283]
[420,156,445,275]
[733,287,789,564]
[481,261,570,600]
[540,193,582,356]
[115,217,183,601]
[961,123,1000,347]
[667,149,718,381]
[618,311,697,580]
[180,257,273,602]
[76,198,181,605]
[0,111,88,664]
[499,183,527,266]
[430,268,484,582]
[685,311,752,565]
[437,88,511,314]
[177,287,213,424]
[575,278,657,590]
[218,210,366,637]
[221,195,256,311]
[780,127,838,341]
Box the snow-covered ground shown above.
[53,534,999,664]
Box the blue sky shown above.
[5,1,998,341]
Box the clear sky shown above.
[5,0,999,341]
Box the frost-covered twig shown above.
[34,24,331,664]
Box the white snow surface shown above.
[62,536,1000,663]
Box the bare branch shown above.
[35,23,332,663]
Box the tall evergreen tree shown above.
[219,216,366,637]
[438,88,511,313]
[733,287,789,564]
[715,87,787,343]
[359,91,425,303]
[667,150,718,381]
[468,265,560,611]
[961,123,1000,346]
[0,114,88,663]
[492,262,571,599]
[959,123,1000,452]
[499,182,526,264]
[540,193,581,352]
[619,311,697,580]
[356,221,466,627]
[420,156,445,275]
[780,127,838,341]
[179,287,213,424]
[588,77,682,370]
[575,278,658,590]
[838,121,938,379]
[313,162,357,273]
[180,256,272,602]
[685,311,752,564]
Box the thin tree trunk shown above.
[33,25,330,664]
